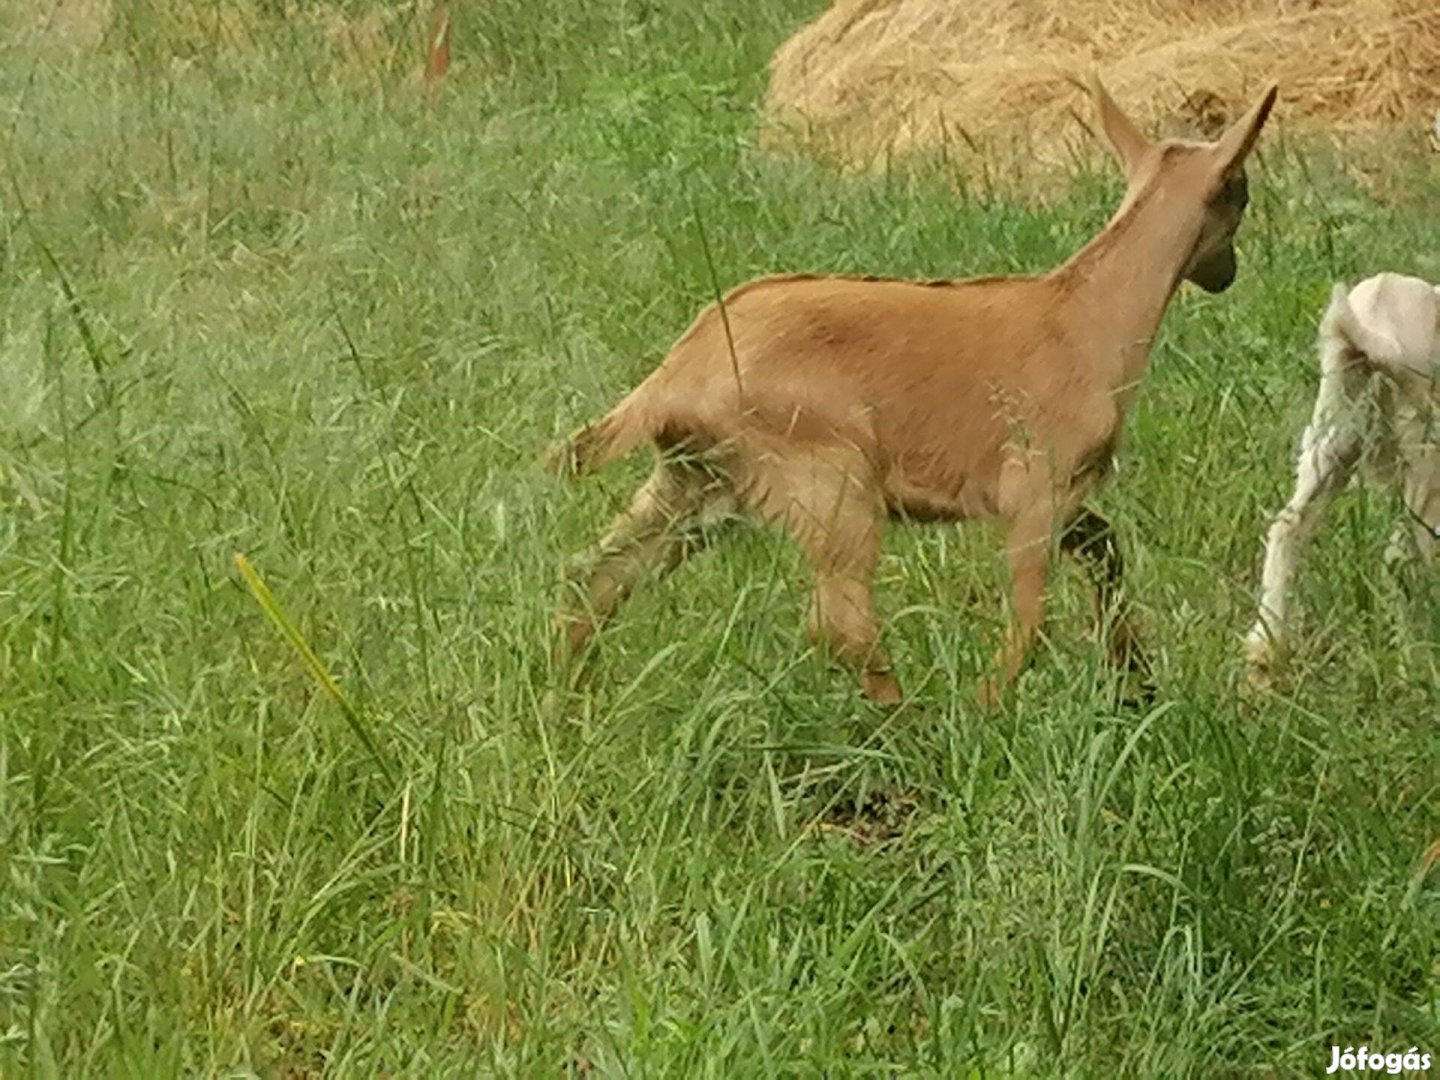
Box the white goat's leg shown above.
[1387,442,1440,569]
[1374,440,1440,673]
[1245,386,1363,676]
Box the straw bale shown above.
[763,0,1440,168]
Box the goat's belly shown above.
[883,472,991,523]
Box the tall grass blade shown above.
[233,552,395,784]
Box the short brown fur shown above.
[547,77,1279,706]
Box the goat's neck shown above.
[1056,182,1207,398]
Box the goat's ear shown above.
[1089,74,1149,177]
[1210,82,1278,175]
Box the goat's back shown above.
[1343,273,1440,372]
[666,274,1101,439]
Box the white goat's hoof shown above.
[1243,625,1281,687]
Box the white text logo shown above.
[1326,1046,1431,1074]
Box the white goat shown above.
[1246,273,1440,679]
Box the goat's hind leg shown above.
[1386,443,1440,570]
[809,555,899,705]
[751,450,899,703]
[1379,444,1440,657]
[1062,506,1153,698]
[555,455,730,666]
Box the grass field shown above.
[1,1,1437,1075]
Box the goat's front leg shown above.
[980,508,1054,709]
[1245,417,1362,680]
[1061,506,1151,685]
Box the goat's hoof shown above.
[560,615,596,656]
[1242,628,1281,690]
[976,677,1005,711]
[863,670,903,705]
[1242,663,1274,693]
[1118,676,1158,711]
[1243,625,1277,662]
[1241,654,1279,694]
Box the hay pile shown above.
[763,0,1440,168]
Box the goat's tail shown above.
[543,389,653,480]
[1318,282,1404,370]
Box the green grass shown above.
[1,1,1437,1075]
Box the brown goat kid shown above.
[547,78,1278,706]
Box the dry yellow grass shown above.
[763,0,1440,169]
[31,0,113,51]
[30,0,425,82]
